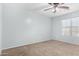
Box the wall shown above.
[52,11,79,45]
[0,3,2,54]
[2,4,51,49]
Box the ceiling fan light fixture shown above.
[43,3,69,13]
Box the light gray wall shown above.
[0,3,2,54]
[52,11,79,45]
[2,4,51,49]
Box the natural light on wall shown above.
[62,17,79,37]
[25,18,32,24]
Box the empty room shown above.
[0,3,79,56]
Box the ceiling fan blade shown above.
[44,7,54,11]
[48,3,53,6]
[58,6,69,9]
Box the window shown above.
[62,17,79,37]
[72,18,79,36]
[62,19,71,36]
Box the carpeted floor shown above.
[1,40,79,56]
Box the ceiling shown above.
[24,3,79,17]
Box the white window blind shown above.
[62,17,79,37]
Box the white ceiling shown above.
[24,3,79,17]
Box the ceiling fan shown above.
[44,3,69,13]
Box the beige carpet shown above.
[1,40,79,56]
